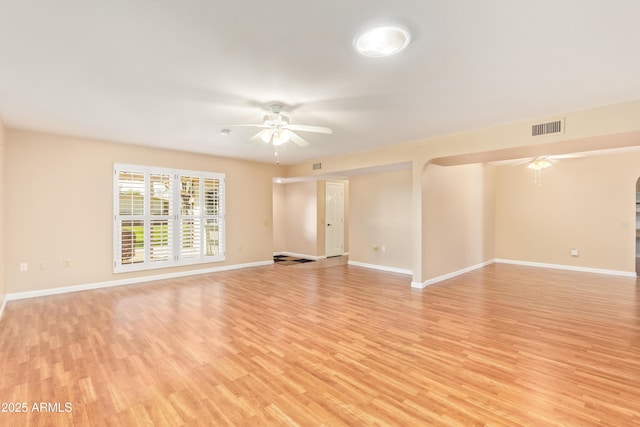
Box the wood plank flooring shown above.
[1,262,640,425]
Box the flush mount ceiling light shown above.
[354,25,411,57]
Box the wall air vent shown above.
[532,118,564,136]
[312,162,322,170]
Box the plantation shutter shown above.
[114,164,225,273]
[179,175,201,259]
[117,170,146,266]
[149,173,173,263]
[204,177,225,257]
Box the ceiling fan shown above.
[223,103,332,147]
[503,154,585,185]
[504,153,586,168]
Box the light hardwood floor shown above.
[1,262,640,426]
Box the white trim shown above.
[6,260,273,301]
[273,252,327,261]
[411,258,636,290]
[495,259,637,278]
[0,296,7,322]
[412,260,495,289]
[8,257,633,303]
[347,260,412,275]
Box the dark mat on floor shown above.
[274,255,315,265]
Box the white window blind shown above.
[114,163,225,273]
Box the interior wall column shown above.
[411,158,428,287]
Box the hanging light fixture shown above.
[528,157,552,185]
[527,157,552,170]
[260,129,291,146]
[272,130,290,146]
[260,131,271,143]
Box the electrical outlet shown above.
[372,245,379,252]
[570,249,579,257]
[19,262,28,272]
[63,259,72,268]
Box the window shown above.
[114,163,225,273]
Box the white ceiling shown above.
[1,1,640,165]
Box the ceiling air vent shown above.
[312,162,322,170]
[531,118,564,136]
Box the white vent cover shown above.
[532,118,564,136]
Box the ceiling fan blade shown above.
[220,124,268,129]
[288,131,309,147]
[287,124,333,134]
[488,157,530,167]
[248,130,270,143]
[510,158,533,167]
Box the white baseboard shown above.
[347,260,412,276]
[7,256,633,303]
[412,260,495,289]
[274,252,327,261]
[495,259,637,278]
[6,260,274,301]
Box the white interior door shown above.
[325,182,345,257]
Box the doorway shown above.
[325,182,345,257]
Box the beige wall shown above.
[285,100,640,284]
[5,129,281,294]
[0,115,6,309]
[5,100,640,294]
[286,100,640,180]
[273,179,349,258]
[495,150,640,273]
[349,169,412,270]
[315,181,325,256]
[273,180,349,257]
[273,180,319,256]
[272,182,286,253]
[422,163,496,279]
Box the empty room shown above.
[1,1,640,425]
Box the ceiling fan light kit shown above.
[527,157,552,186]
[262,129,291,146]
[527,157,552,170]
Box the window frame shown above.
[113,163,225,273]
